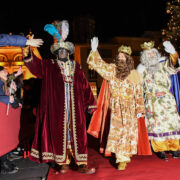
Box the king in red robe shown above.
[23,20,97,174]
[24,50,96,166]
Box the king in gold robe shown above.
[87,41,147,170]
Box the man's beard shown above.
[117,59,127,69]
[116,59,130,80]
[147,63,160,74]
[146,57,160,74]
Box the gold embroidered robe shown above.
[87,51,145,161]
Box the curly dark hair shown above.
[114,53,134,80]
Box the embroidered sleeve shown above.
[23,48,44,79]
[162,55,180,75]
[81,70,97,113]
[87,51,115,80]
[170,52,179,67]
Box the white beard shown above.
[140,48,161,74]
[147,63,160,74]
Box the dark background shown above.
[0,1,168,55]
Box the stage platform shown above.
[1,136,180,180]
[0,158,49,180]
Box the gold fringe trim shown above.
[31,148,66,162]
[71,83,88,161]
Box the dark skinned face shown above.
[57,48,69,61]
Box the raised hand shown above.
[91,37,99,52]
[163,41,176,54]
[26,34,44,47]
[15,67,23,77]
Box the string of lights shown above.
[162,0,180,51]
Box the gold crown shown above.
[118,45,132,55]
[140,41,155,50]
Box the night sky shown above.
[0,1,168,45]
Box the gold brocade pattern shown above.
[31,148,66,163]
[58,149,87,165]
[56,60,76,82]
[87,51,145,158]
[71,83,88,161]
[143,61,180,141]
[58,60,87,162]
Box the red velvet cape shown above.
[88,79,152,156]
[25,53,96,164]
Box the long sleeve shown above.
[82,71,97,113]
[170,52,179,67]
[163,54,180,75]
[87,51,115,81]
[0,81,9,104]
[0,34,27,47]
[0,95,9,104]
[23,49,43,79]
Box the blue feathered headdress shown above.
[44,20,74,55]
[44,24,61,42]
[44,20,69,43]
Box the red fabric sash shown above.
[88,80,152,156]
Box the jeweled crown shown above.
[140,41,155,50]
[118,45,132,55]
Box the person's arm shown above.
[23,47,44,79]
[0,34,27,47]
[87,51,114,80]
[26,34,44,47]
[0,95,10,104]
[87,37,114,80]
[170,52,179,67]
[82,71,97,113]
[0,94,14,105]
[0,34,44,47]
[163,41,179,67]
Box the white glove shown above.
[91,37,99,52]
[163,41,176,54]
[136,64,146,74]
[26,34,44,47]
